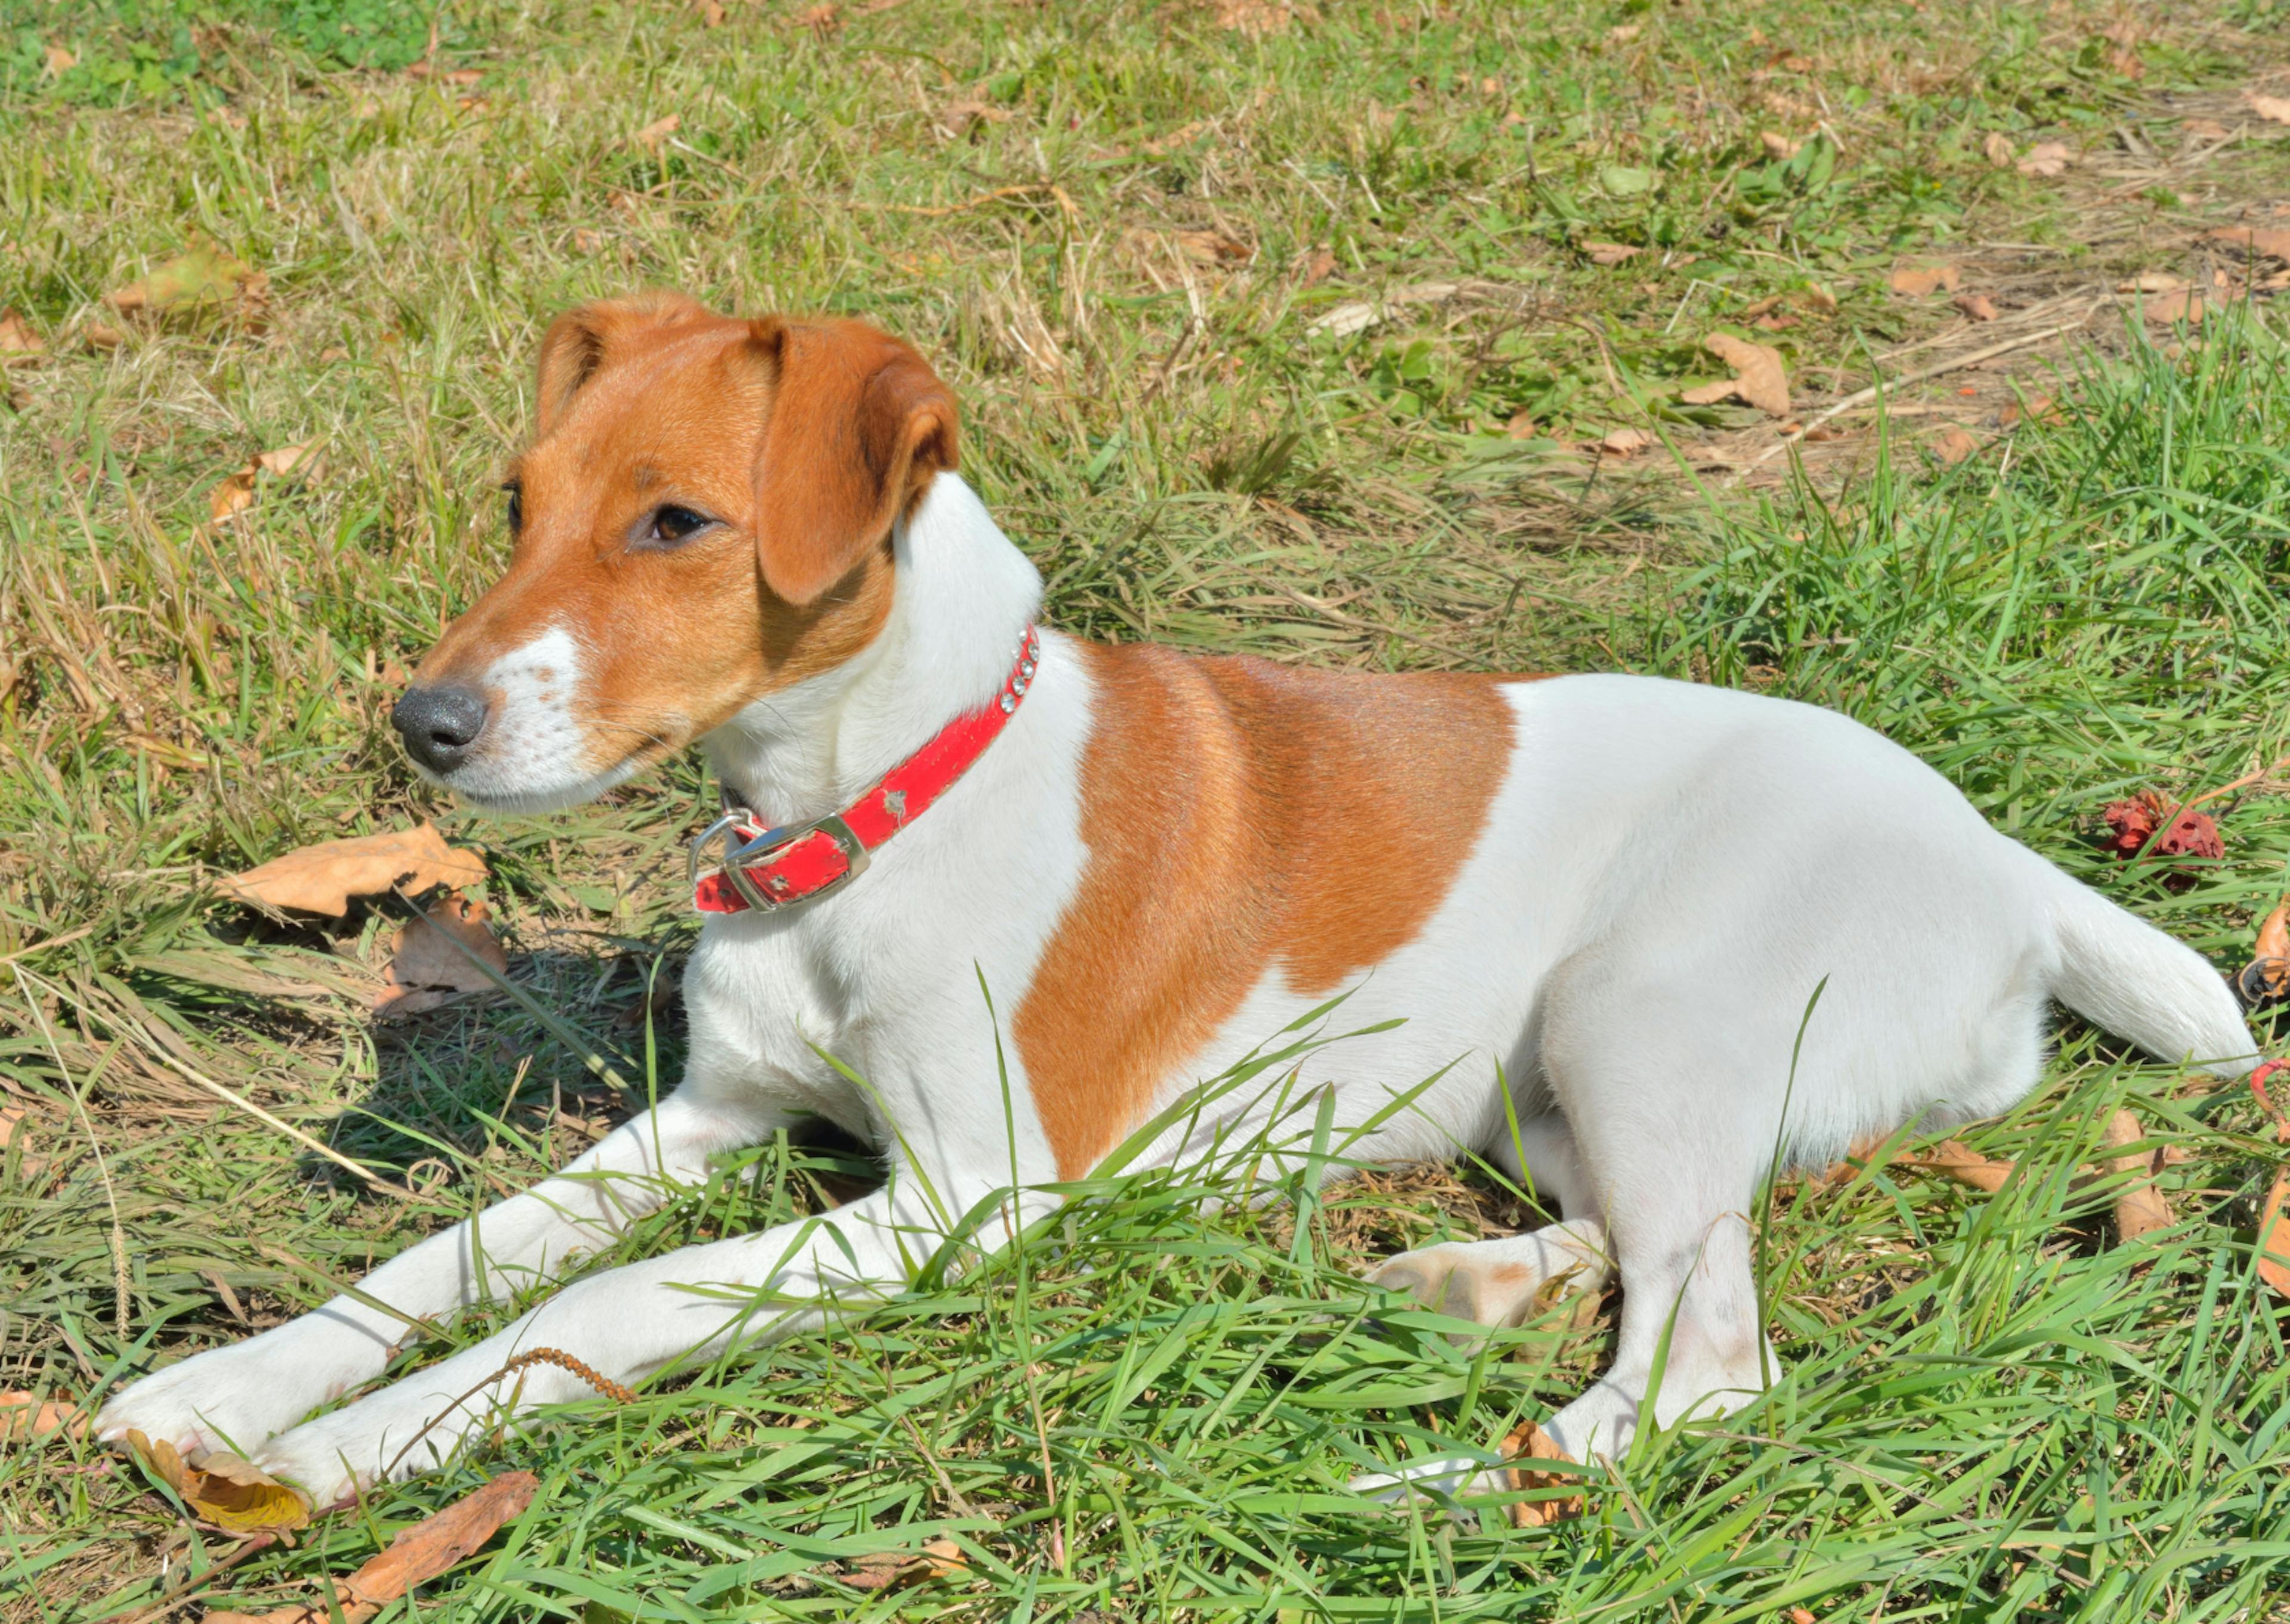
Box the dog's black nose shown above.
[392,684,490,774]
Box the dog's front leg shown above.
[97,1088,781,1460]
[249,1176,1014,1505]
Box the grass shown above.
[7,0,2290,1616]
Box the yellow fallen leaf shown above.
[1679,332,1790,416]
[221,823,487,917]
[104,240,265,317]
[0,1390,84,1443]
[126,1428,310,1533]
[193,1473,540,1622]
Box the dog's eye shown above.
[503,482,523,536]
[645,504,714,546]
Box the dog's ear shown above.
[534,293,711,434]
[744,317,960,607]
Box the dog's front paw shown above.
[97,1319,383,1461]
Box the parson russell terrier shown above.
[100,293,2257,1508]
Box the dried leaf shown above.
[1583,240,1642,265]
[2102,1110,2173,1241]
[1904,1139,2012,1192]
[104,240,262,317]
[83,321,126,351]
[1597,427,1652,456]
[2144,289,2207,325]
[1679,332,1790,416]
[1505,409,1536,440]
[0,309,45,361]
[2246,91,2290,125]
[840,1536,968,1592]
[126,1429,311,1533]
[1,1390,84,1443]
[2259,1167,2290,1296]
[256,442,314,478]
[2119,272,2188,293]
[1952,292,2000,322]
[1215,0,1305,36]
[209,469,257,525]
[1500,1421,1582,1526]
[1297,247,1338,286]
[43,43,74,76]
[374,894,509,1016]
[346,1471,537,1602]
[1176,229,1252,267]
[935,98,1013,139]
[794,2,841,33]
[2208,225,2290,264]
[1888,262,1961,297]
[1933,427,1979,465]
[0,1105,20,1151]
[634,113,681,152]
[1998,393,2063,429]
[1760,130,1800,160]
[221,823,487,916]
[2236,900,2290,1007]
[698,0,727,21]
[1983,130,2014,168]
[2016,141,2072,177]
[1802,284,1839,314]
[2259,899,2289,961]
[206,1473,538,1622]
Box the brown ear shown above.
[746,317,960,606]
[534,292,712,433]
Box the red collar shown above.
[690,626,1041,915]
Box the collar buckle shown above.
[724,811,870,912]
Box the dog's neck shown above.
[702,473,1044,825]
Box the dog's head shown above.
[391,293,959,810]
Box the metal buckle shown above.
[696,810,871,912]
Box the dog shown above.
[98,293,2258,1508]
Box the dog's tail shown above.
[2041,860,2257,1076]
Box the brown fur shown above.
[413,297,954,778]
[1013,646,1524,1179]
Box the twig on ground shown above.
[1732,315,2100,479]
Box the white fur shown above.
[100,472,2258,1507]
[413,625,646,813]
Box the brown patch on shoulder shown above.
[1014,646,1525,1178]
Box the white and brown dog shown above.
[99,294,2257,1507]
